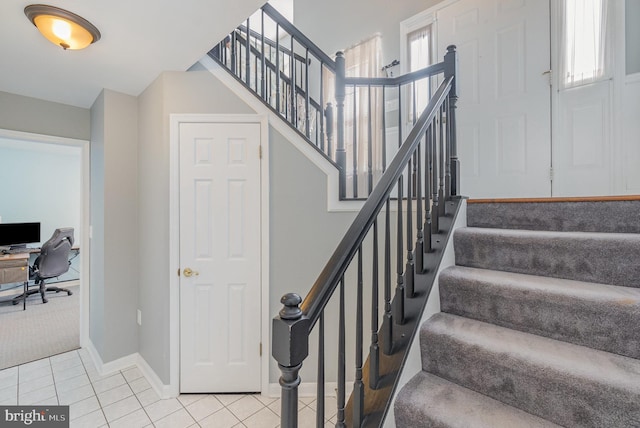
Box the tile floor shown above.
[0,349,338,427]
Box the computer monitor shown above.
[0,222,41,249]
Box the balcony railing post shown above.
[335,51,347,199]
[272,293,310,428]
[444,45,459,198]
[325,102,334,158]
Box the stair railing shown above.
[209,3,336,164]
[273,46,460,427]
[208,4,460,201]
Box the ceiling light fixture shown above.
[24,4,101,50]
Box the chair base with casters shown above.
[11,278,73,305]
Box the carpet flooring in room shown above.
[0,284,79,370]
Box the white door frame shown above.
[0,128,91,347]
[169,114,270,397]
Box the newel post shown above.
[444,45,460,198]
[335,51,347,199]
[272,293,310,428]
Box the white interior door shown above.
[435,0,552,198]
[179,121,262,393]
[551,0,613,196]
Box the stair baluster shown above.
[370,220,380,389]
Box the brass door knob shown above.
[183,268,199,277]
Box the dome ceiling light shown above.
[24,4,101,50]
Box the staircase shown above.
[395,198,640,427]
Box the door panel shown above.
[436,0,552,198]
[553,81,612,196]
[179,122,261,393]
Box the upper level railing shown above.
[272,45,460,426]
[208,3,453,200]
[209,3,336,164]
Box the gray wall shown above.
[136,69,357,385]
[293,0,443,66]
[0,91,90,140]
[90,90,139,362]
[137,70,256,383]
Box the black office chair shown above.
[14,228,74,304]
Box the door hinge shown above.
[259,145,262,159]
[550,167,554,181]
[259,342,262,356]
[542,69,552,86]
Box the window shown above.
[407,25,433,120]
[561,0,609,87]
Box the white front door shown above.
[551,0,613,196]
[435,0,552,198]
[179,121,262,393]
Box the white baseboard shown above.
[84,340,136,377]
[84,342,177,399]
[136,354,178,399]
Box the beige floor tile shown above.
[92,373,127,394]
[242,407,280,428]
[96,383,133,407]
[109,408,152,428]
[154,408,196,428]
[135,387,160,407]
[18,384,57,405]
[102,395,142,422]
[70,396,101,420]
[128,376,152,394]
[177,393,208,407]
[226,395,265,421]
[122,367,143,383]
[214,393,246,406]
[185,394,223,421]
[18,372,54,394]
[70,409,107,428]
[144,397,183,422]
[199,408,241,428]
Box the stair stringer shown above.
[381,200,468,428]
[198,55,363,213]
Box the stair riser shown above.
[467,200,640,233]
[421,327,640,428]
[439,272,640,359]
[454,230,640,287]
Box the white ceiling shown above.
[0,0,268,108]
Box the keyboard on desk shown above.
[1,247,37,255]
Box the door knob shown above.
[183,268,199,277]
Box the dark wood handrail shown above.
[344,62,446,87]
[229,31,324,112]
[236,25,311,65]
[301,76,454,327]
[261,3,336,71]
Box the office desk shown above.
[0,253,29,310]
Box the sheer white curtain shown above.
[408,26,432,118]
[560,0,609,88]
[324,34,383,197]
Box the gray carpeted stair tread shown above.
[394,372,561,428]
[467,200,640,233]
[454,227,640,287]
[439,266,640,359]
[421,313,640,428]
